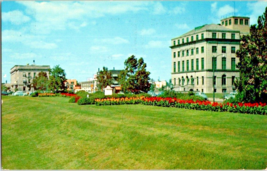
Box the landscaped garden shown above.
[2,95,267,169]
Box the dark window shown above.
[231,33,235,39]
[191,76,194,85]
[178,61,180,72]
[212,46,217,53]
[201,33,204,39]
[213,76,216,85]
[173,41,176,45]
[232,76,235,85]
[173,52,176,58]
[178,51,180,57]
[201,58,204,70]
[173,62,176,72]
[222,46,226,53]
[174,78,176,86]
[231,46,236,53]
[212,33,216,38]
[196,35,199,40]
[187,50,189,56]
[196,59,199,70]
[245,19,249,25]
[201,46,204,53]
[182,38,184,43]
[191,36,194,41]
[240,19,243,25]
[187,60,189,71]
[222,57,226,70]
[229,19,231,25]
[231,58,236,70]
[191,59,194,71]
[235,19,238,24]
[212,57,217,70]
[222,75,226,85]
[225,20,228,26]
[202,76,204,85]
[182,50,184,57]
[196,48,199,54]
[182,77,185,85]
[222,33,226,39]
[187,37,189,43]
[222,21,224,25]
[191,49,194,55]
[182,61,184,72]
[178,40,180,45]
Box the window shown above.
[222,33,226,39]
[191,49,194,55]
[187,37,189,43]
[197,77,199,85]
[182,50,184,57]
[201,33,204,39]
[191,59,194,71]
[182,77,185,85]
[178,51,180,57]
[232,76,235,85]
[231,58,236,70]
[235,19,238,24]
[231,46,236,53]
[191,36,194,41]
[229,19,231,25]
[201,58,204,70]
[222,75,226,85]
[173,52,176,58]
[196,35,199,40]
[240,19,243,25]
[174,78,176,86]
[212,46,217,53]
[212,57,217,70]
[196,48,199,54]
[178,61,180,72]
[201,46,204,53]
[202,76,204,85]
[222,46,226,53]
[187,60,189,71]
[182,61,185,72]
[245,19,248,25]
[187,50,189,56]
[173,62,176,72]
[196,59,199,70]
[178,40,180,45]
[222,57,226,70]
[212,33,216,38]
[173,41,176,45]
[225,20,228,26]
[182,38,184,44]
[222,21,224,25]
[213,76,216,85]
[191,76,194,85]
[179,78,181,85]
[231,33,235,39]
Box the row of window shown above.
[173,75,236,86]
[222,18,249,26]
[173,57,236,72]
[173,46,236,58]
[173,32,237,46]
[212,32,235,39]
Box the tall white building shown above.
[170,16,250,93]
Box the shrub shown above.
[76,90,89,98]
[188,90,195,96]
[77,97,92,105]
[31,92,38,97]
[69,97,76,103]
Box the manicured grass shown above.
[206,93,225,99]
[2,96,267,169]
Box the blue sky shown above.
[2,1,267,83]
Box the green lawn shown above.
[2,96,267,169]
[206,93,225,99]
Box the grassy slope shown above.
[2,96,267,169]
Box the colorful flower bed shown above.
[141,97,267,115]
[38,93,56,97]
[95,96,145,106]
[61,93,80,103]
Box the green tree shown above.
[32,72,49,90]
[48,65,66,92]
[119,55,150,93]
[96,67,112,91]
[2,83,8,91]
[235,7,267,102]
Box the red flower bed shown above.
[61,93,80,103]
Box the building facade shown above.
[10,64,50,92]
[64,79,77,91]
[170,16,250,93]
[80,79,98,93]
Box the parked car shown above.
[1,91,9,96]
[195,92,208,100]
[224,91,238,100]
[13,91,24,96]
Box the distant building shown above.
[64,79,77,91]
[170,16,250,93]
[80,79,97,93]
[10,63,50,92]
[155,81,167,89]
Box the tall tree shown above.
[119,55,150,93]
[48,65,66,92]
[96,67,112,91]
[235,7,267,102]
[32,71,49,90]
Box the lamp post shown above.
[212,54,225,103]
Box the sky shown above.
[2,1,267,83]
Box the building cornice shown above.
[171,69,240,74]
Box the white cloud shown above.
[153,2,166,15]
[111,54,124,60]
[2,10,30,25]
[210,3,237,23]
[171,3,186,15]
[90,46,108,52]
[211,2,217,13]
[139,28,156,36]
[217,5,236,18]
[145,41,166,48]
[2,29,57,49]
[247,1,267,25]
[175,23,190,29]
[10,53,41,59]
[95,37,129,45]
